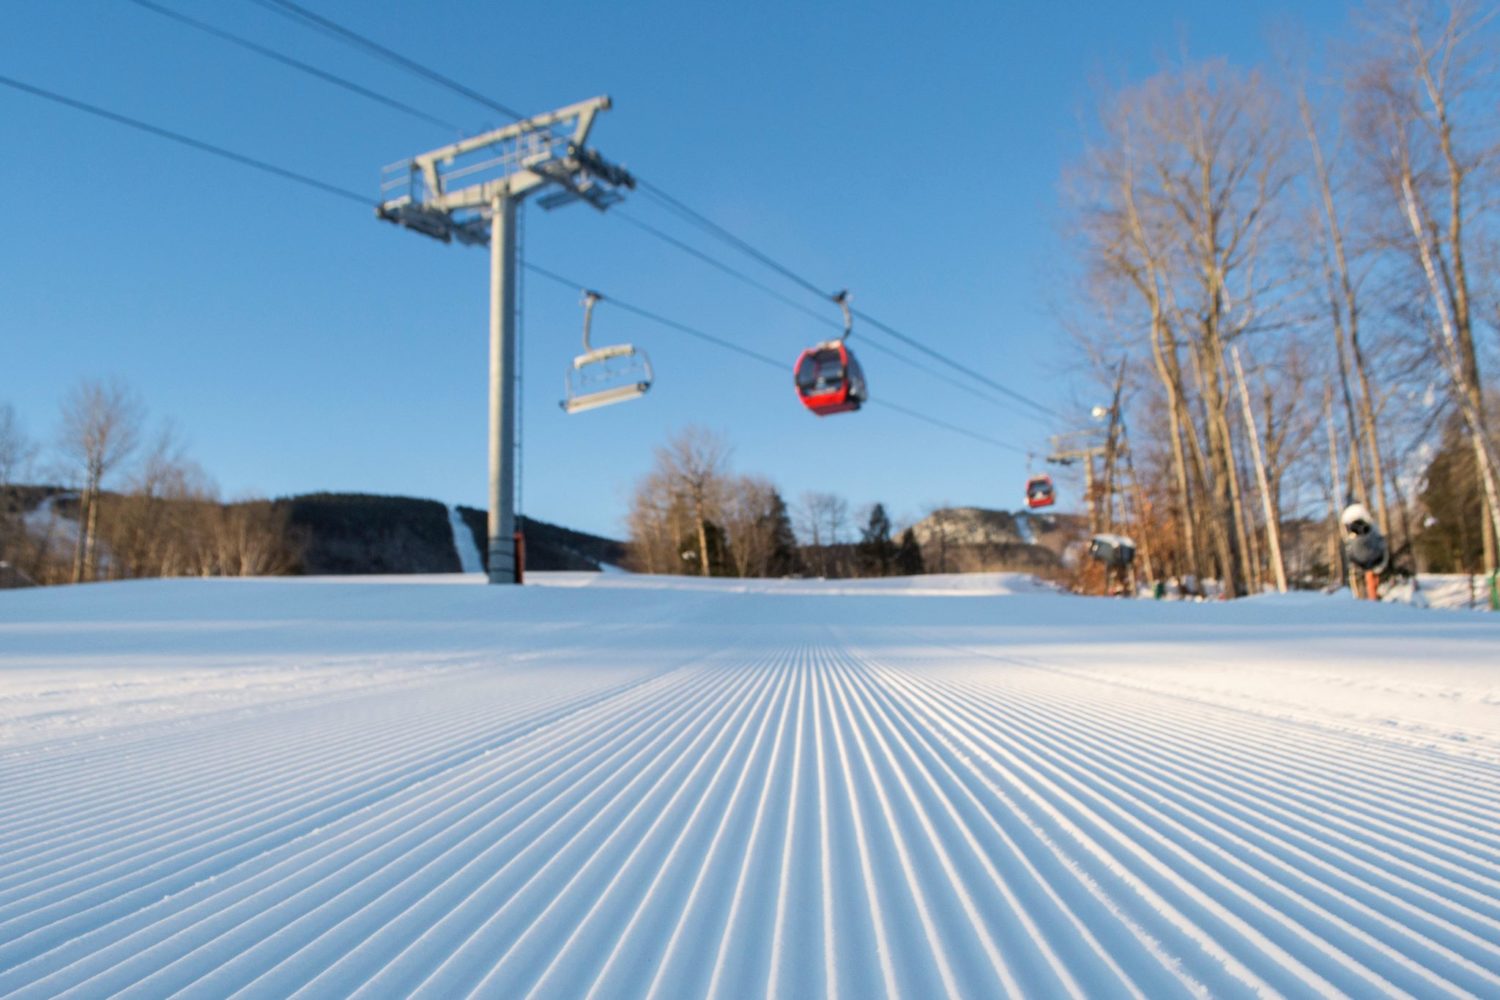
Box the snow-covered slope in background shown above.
[2,574,1498,998]
[447,505,484,575]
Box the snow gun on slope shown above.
[1340,503,1387,601]
[1088,533,1137,597]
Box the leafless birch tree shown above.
[1076,61,1292,593]
[57,378,143,583]
[1350,0,1499,571]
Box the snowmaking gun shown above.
[1340,503,1387,601]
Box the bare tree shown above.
[1075,61,1293,594]
[793,492,825,550]
[57,378,144,583]
[625,427,734,577]
[104,422,215,579]
[656,427,731,576]
[0,403,38,567]
[1351,0,1500,571]
[797,490,849,577]
[205,500,297,577]
[722,475,780,578]
[1296,78,1392,535]
[625,468,679,574]
[0,403,35,493]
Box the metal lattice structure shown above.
[378,97,634,583]
[378,97,633,244]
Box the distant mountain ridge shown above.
[908,506,1084,574]
[285,493,625,575]
[4,487,625,578]
[455,506,627,573]
[285,494,456,575]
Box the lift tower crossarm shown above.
[377,97,633,584]
[414,95,608,183]
[377,95,633,244]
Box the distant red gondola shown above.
[1025,474,1056,509]
[794,289,867,416]
[795,340,867,416]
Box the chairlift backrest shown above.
[573,343,636,367]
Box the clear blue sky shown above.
[1,0,1345,538]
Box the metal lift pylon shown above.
[377,97,634,583]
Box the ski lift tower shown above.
[377,97,634,583]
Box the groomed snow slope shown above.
[1,573,1498,999]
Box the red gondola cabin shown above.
[794,340,867,416]
[1025,474,1056,509]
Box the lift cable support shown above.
[632,179,1067,423]
[377,96,635,584]
[251,0,532,124]
[524,262,1027,455]
[611,211,1038,421]
[228,0,1066,427]
[0,69,1037,507]
[124,0,461,132]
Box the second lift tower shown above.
[377,97,634,583]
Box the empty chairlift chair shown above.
[794,290,867,416]
[561,291,654,415]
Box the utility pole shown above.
[1119,426,1157,583]
[1100,363,1158,583]
[1099,361,1127,533]
[377,97,634,583]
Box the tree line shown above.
[625,426,924,578]
[0,379,293,586]
[1064,0,1499,593]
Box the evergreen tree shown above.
[894,526,925,576]
[1418,414,1488,572]
[679,520,732,576]
[858,503,895,577]
[762,489,803,577]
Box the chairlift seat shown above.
[561,343,653,414]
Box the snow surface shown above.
[2,573,1499,998]
[447,505,484,575]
